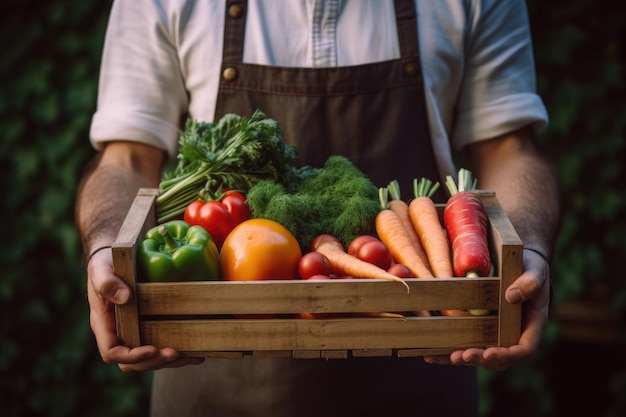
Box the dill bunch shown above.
[246,155,380,251]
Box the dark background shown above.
[1,1,624,416]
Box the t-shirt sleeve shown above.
[89,0,189,158]
[451,0,548,150]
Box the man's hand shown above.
[424,249,551,370]
[86,224,204,372]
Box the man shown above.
[76,1,560,416]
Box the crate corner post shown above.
[112,245,141,348]
[112,188,160,349]
[481,191,523,348]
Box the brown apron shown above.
[151,1,476,416]
[215,0,442,200]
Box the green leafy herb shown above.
[246,155,380,251]
[156,110,316,222]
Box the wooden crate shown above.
[113,188,522,359]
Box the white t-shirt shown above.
[90,0,548,177]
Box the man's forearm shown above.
[490,155,559,257]
[76,163,144,258]
[470,128,560,260]
[75,142,165,259]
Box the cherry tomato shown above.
[304,274,332,280]
[310,234,344,252]
[332,274,354,279]
[355,240,392,270]
[298,252,334,279]
[221,191,251,226]
[220,218,302,281]
[387,263,414,278]
[184,200,234,250]
[347,235,379,256]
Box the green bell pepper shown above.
[139,220,220,282]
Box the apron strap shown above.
[394,0,420,58]
[222,0,248,63]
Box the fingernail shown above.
[507,288,523,304]
[114,288,130,303]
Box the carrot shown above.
[376,187,434,279]
[386,180,432,271]
[409,178,465,317]
[409,178,453,278]
[314,235,410,292]
[444,168,492,316]
[438,309,472,317]
[443,168,491,278]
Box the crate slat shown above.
[139,315,498,352]
[136,278,500,316]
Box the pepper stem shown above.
[158,226,181,252]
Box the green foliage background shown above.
[1,1,624,416]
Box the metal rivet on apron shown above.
[403,62,419,77]
[223,67,238,81]
[228,4,244,18]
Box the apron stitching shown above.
[218,82,423,97]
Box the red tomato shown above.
[332,274,354,279]
[347,235,379,256]
[310,234,343,252]
[387,263,414,278]
[184,200,234,250]
[304,274,332,280]
[298,252,334,279]
[355,240,392,270]
[221,191,251,226]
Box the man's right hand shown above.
[87,246,204,371]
